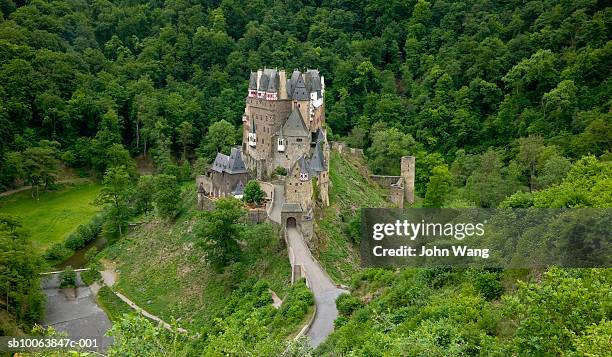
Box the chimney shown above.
[279,70,287,100]
[256,69,263,91]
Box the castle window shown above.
[296,138,302,143]
[277,138,285,152]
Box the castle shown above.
[198,68,330,217]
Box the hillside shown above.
[101,190,302,331]
[314,150,392,284]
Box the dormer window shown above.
[277,138,285,152]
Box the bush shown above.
[336,293,363,316]
[81,267,101,286]
[64,232,86,250]
[474,271,503,301]
[334,315,349,329]
[243,181,265,206]
[275,280,314,325]
[64,214,104,250]
[44,243,73,262]
[59,266,77,288]
[273,166,287,176]
[84,247,99,264]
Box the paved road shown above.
[269,184,345,347]
[268,184,284,223]
[41,274,112,351]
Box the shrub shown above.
[64,232,86,250]
[243,181,265,206]
[336,293,363,316]
[275,280,314,325]
[44,243,73,262]
[334,315,349,329]
[63,214,105,251]
[474,271,503,301]
[59,266,77,288]
[345,215,361,243]
[81,267,101,286]
[84,247,99,264]
[273,166,287,176]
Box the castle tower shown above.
[401,156,415,205]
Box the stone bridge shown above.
[268,184,346,347]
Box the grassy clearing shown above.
[96,286,134,323]
[0,182,101,253]
[314,151,391,284]
[102,192,292,330]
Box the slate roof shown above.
[265,69,279,92]
[211,147,247,174]
[287,70,301,97]
[297,155,315,176]
[259,71,269,91]
[283,108,309,137]
[232,180,245,195]
[248,72,257,89]
[292,74,309,100]
[304,69,322,92]
[256,68,280,93]
[314,127,325,143]
[281,202,302,213]
[310,140,326,172]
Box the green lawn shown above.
[0,182,102,253]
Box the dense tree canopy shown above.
[0,0,608,191]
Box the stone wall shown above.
[197,194,215,211]
[285,164,313,212]
[369,175,402,188]
[247,208,268,223]
[256,180,274,199]
[272,134,311,174]
[301,216,314,244]
[331,141,363,157]
[389,186,405,207]
[210,171,250,197]
[196,175,213,194]
[244,98,292,161]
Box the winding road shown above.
[269,184,346,347]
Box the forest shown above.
[0,0,610,355]
[0,0,610,194]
